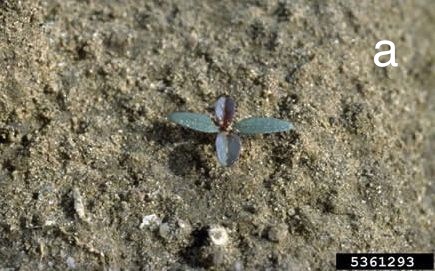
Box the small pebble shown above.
[72,187,86,221]
[159,223,171,239]
[66,256,76,269]
[211,248,225,265]
[140,214,161,229]
[176,219,192,237]
[233,260,244,271]
[268,223,288,243]
[208,225,229,246]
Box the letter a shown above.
[374,40,398,67]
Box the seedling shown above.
[168,96,294,166]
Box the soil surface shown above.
[0,1,434,270]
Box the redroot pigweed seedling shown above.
[168,96,294,166]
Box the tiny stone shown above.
[120,201,129,212]
[208,225,229,246]
[139,214,161,229]
[159,223,171,239]
[268,223,288,242]
[211,248,225,266]
[176,219,192,237]
[66,256,76,269]
[287,208,296,216]
[72,187,86,221]
[233,260,244,271]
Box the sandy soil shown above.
[0,0,434,270]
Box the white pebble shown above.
[66,256,76,269]
[72,188,86,221]
[140,214,161,229]
[208,225,229,246]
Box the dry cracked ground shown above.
[0,1,434,270]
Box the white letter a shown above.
[374,40,398,67]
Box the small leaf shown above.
[215,96,236,129]
[235,117,294,135]
[168,112,219,133]
[215,132,241,166]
